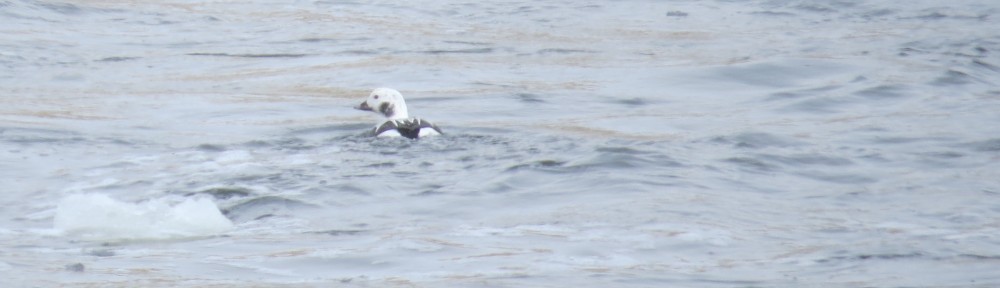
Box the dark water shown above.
[2,0,1000,287]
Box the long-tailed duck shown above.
[355,88,442,139]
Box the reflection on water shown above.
[2,0,1000,287]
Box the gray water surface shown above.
[2,0,999,287]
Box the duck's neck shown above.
[385,104,409,120]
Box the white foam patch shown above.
[54,194,233,240]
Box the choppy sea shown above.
[2,0,999,287]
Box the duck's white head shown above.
[355,87,409,120]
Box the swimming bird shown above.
[355,88,442,139]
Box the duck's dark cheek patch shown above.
[379,103,394,117]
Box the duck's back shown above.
[374,118,442,139]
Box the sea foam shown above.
[54,194,233,240]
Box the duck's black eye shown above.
[374,95,379,99]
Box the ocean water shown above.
[2,0,999,287]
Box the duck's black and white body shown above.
[355,88,442,139]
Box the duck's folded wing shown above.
[415,119,442,135]
[374,121,398,136]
